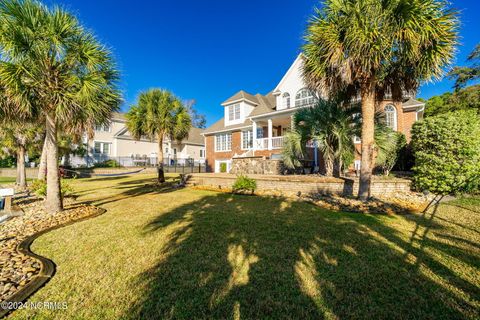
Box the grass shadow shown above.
[76,175,183,208]
[121,192,479,319]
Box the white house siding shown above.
[183,144,205,164]
[274,56,307,111]
[69,115,205,167]
[116,138,158,158]
[223,101,255,127]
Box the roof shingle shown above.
[221,90,259,106]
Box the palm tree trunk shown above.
[16,160,20,185]
[45,114,63,213]
[333,158,342,178]
[157,134,165,183]
[358,80,376,200]
[16,144,27,189]
[38,138,47,180]
[324,155,333,176]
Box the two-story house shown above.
[69,112,206,167]
[203,55,425,173]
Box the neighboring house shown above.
[203,55,425,173]
[69,112,206,167]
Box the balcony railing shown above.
[253,136,285,150]
[271,136,284,149]
[254,138,269,150]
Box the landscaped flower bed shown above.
[0,194,101,302]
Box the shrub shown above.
[394,143,415,172]
[220,162,227,173]
[376,130,407,176]
[411,110,480,195]
[30,179,74,198]
[94,159,122,168]
[0,156,16,168]
[232,175,257,194]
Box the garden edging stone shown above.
[0,207,106,319]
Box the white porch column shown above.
[252,121,257,151]
[268,118,273,150]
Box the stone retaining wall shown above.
[186,173,412,197]
[230,157,283,175]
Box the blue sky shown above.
[46,0,480,126]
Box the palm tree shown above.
[0,86,40,189]
[283,98,408,178]
[126,89,191,183]
[302,0,458,199]
[0,121,41,189]
[283,99,361,177]
[0,0,121,212]
[448,44,480,90]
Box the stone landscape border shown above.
[0,207,106,318]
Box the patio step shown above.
[185,178,200,186]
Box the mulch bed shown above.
[304,192,434,214]
[0,193,100,303]
[190,185,433,214]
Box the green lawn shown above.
[0,177,17,184]
[0,177,33,184]
[9,174,479,319]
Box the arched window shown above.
[295,89,315,107]
[282,92,290,108]
[384,105,397,130]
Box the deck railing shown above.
[271,136,284,149]
[254,138,269,150]
[253,136,285,150]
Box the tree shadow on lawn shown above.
[76,176,182,207]
[123,192,479,319]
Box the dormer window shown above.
[282,92,291,108]
[95,123,111,132]
[228,103,241,121]
[295,89,315,107]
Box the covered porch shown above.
[250,113,293,151]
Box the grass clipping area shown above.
[8,174,480,319]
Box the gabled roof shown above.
[221,90,259,106]
[185,127,206,145]
[203,117,252,135]
[249,93,276,117]
[115,124,205,145]
[272,53,305,95]
[111,112,126,122]
[402,98,425,109]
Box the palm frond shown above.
[126,88,192,145]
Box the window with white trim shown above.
[282,92,291,108]
[95,123,111,132]
[384,105,397,130]
[295,89,315,107]
[93,142,112,155]
[200,149,205,158]
[228,104,241,121]
[252,127,264,141]
[215,133,232,152]
[241,130,254,150]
